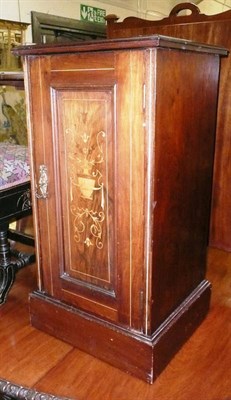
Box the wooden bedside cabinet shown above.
[14,36,227,383]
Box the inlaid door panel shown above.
[55,89,115,293]
[48,86,119,321]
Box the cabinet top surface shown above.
[13,34,227,57]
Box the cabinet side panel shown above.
[151,49,219,329]
[107,17,231,251]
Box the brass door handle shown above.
[35,164,48,199]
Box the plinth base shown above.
[29,280,211,384]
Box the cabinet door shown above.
[26,50,147,331]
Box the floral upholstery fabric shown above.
[0,143,30,190]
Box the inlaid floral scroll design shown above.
[70,206,104,249]
[67,125,106,250]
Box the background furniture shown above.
[0,72,27,144]
[0,19,29,71]
[31,11,106,44]
[0,73,34,305]
[0,143,34,304]
[106,2,231,252]
[15,35,226,383]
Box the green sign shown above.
[80,4,106,24]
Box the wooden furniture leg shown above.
[0,222,15,304]
[0,221,35,305]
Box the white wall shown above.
[0,0,179,42]
[20,0,141,42]
[199,0,231,14]
[0,0,230,43]
[0,0,19,20]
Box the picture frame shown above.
[31,11,106,44]
[0,19,29,71]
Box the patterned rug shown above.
[0,378,72,400]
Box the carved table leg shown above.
[0,221,35,305]
[0,223,16,305]
[11,248,35,269]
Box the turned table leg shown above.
[0,223,16,305]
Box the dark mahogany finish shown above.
[14,36,226,383]
[106,3,231,252]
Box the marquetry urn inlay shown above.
[56,89,114,289]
